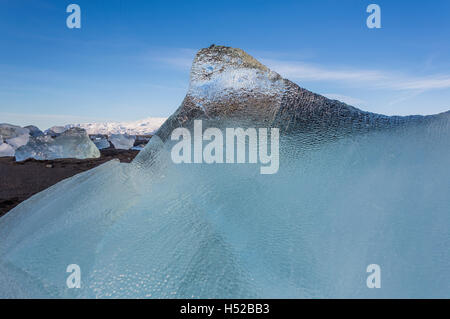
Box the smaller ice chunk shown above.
[131,144,145,151]
[91,135,111,150]
[15,127,100,161]
[135,135,151,144]
[109,134,136,150]
[24,125,44,137]
[5,134,29,150]
[0,123,30,150]
[0,137,15,157]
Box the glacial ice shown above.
[91,135,111,150]
[0,45,449,298]
[24,125,44,137]
[0,118,449,298]
[0,123,30,150]
[109,134,136,150]
[14,127,100,161]
[0,138,15,157]
[45,126,67,137]
[131,145,145,151]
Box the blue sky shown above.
[1,0,450,129]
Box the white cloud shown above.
[146,48,197,70]
[156,56,194,70]
[262,59,387,83]
[152,49,450,92]
[261,59,450,91]
[394,77,450,90]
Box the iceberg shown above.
[14,127,100,161]
[0,138,15,157]
[109,134,136,150]
[90,135,111,150]
[24,125,44,137]
[0,46,449,298]
[0,123,30,150]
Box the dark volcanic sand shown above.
[0,148,139,217]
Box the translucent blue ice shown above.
[0,117,449,298]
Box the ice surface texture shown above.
[91,135,111,150]
[45,126,67,137]
[0,138,15,157]
[0,123,30,151]
[24,125,44,137]
[0,46,449,298]
[109,134,136,150]
[14,127,100,161]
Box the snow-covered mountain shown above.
[70,117,167,136]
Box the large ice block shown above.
[24,125,44,137]
[14,127,100,161]
[0,137,15,157]
[0,123,30,150]
[109,134,136,150]
[91,135,111,150]
[0,46,449,298]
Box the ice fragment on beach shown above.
[15,127,100,161]
[24,125,44,137]
[109,134,135,150]
[91,135,111,150]
[0,138,15,157]
[0,124,30,150]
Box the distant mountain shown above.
[70,117,167,136]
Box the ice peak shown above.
[188,45,285,104]
[193,45,269,73]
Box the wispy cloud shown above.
[394,77,450,90]
[140,48,450,113]
[387,90,426,107]
[263,59,387,83]
[144,48,197,70]
[261,59,450,91]
[152,49,450,92]
[155,56,195,70]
